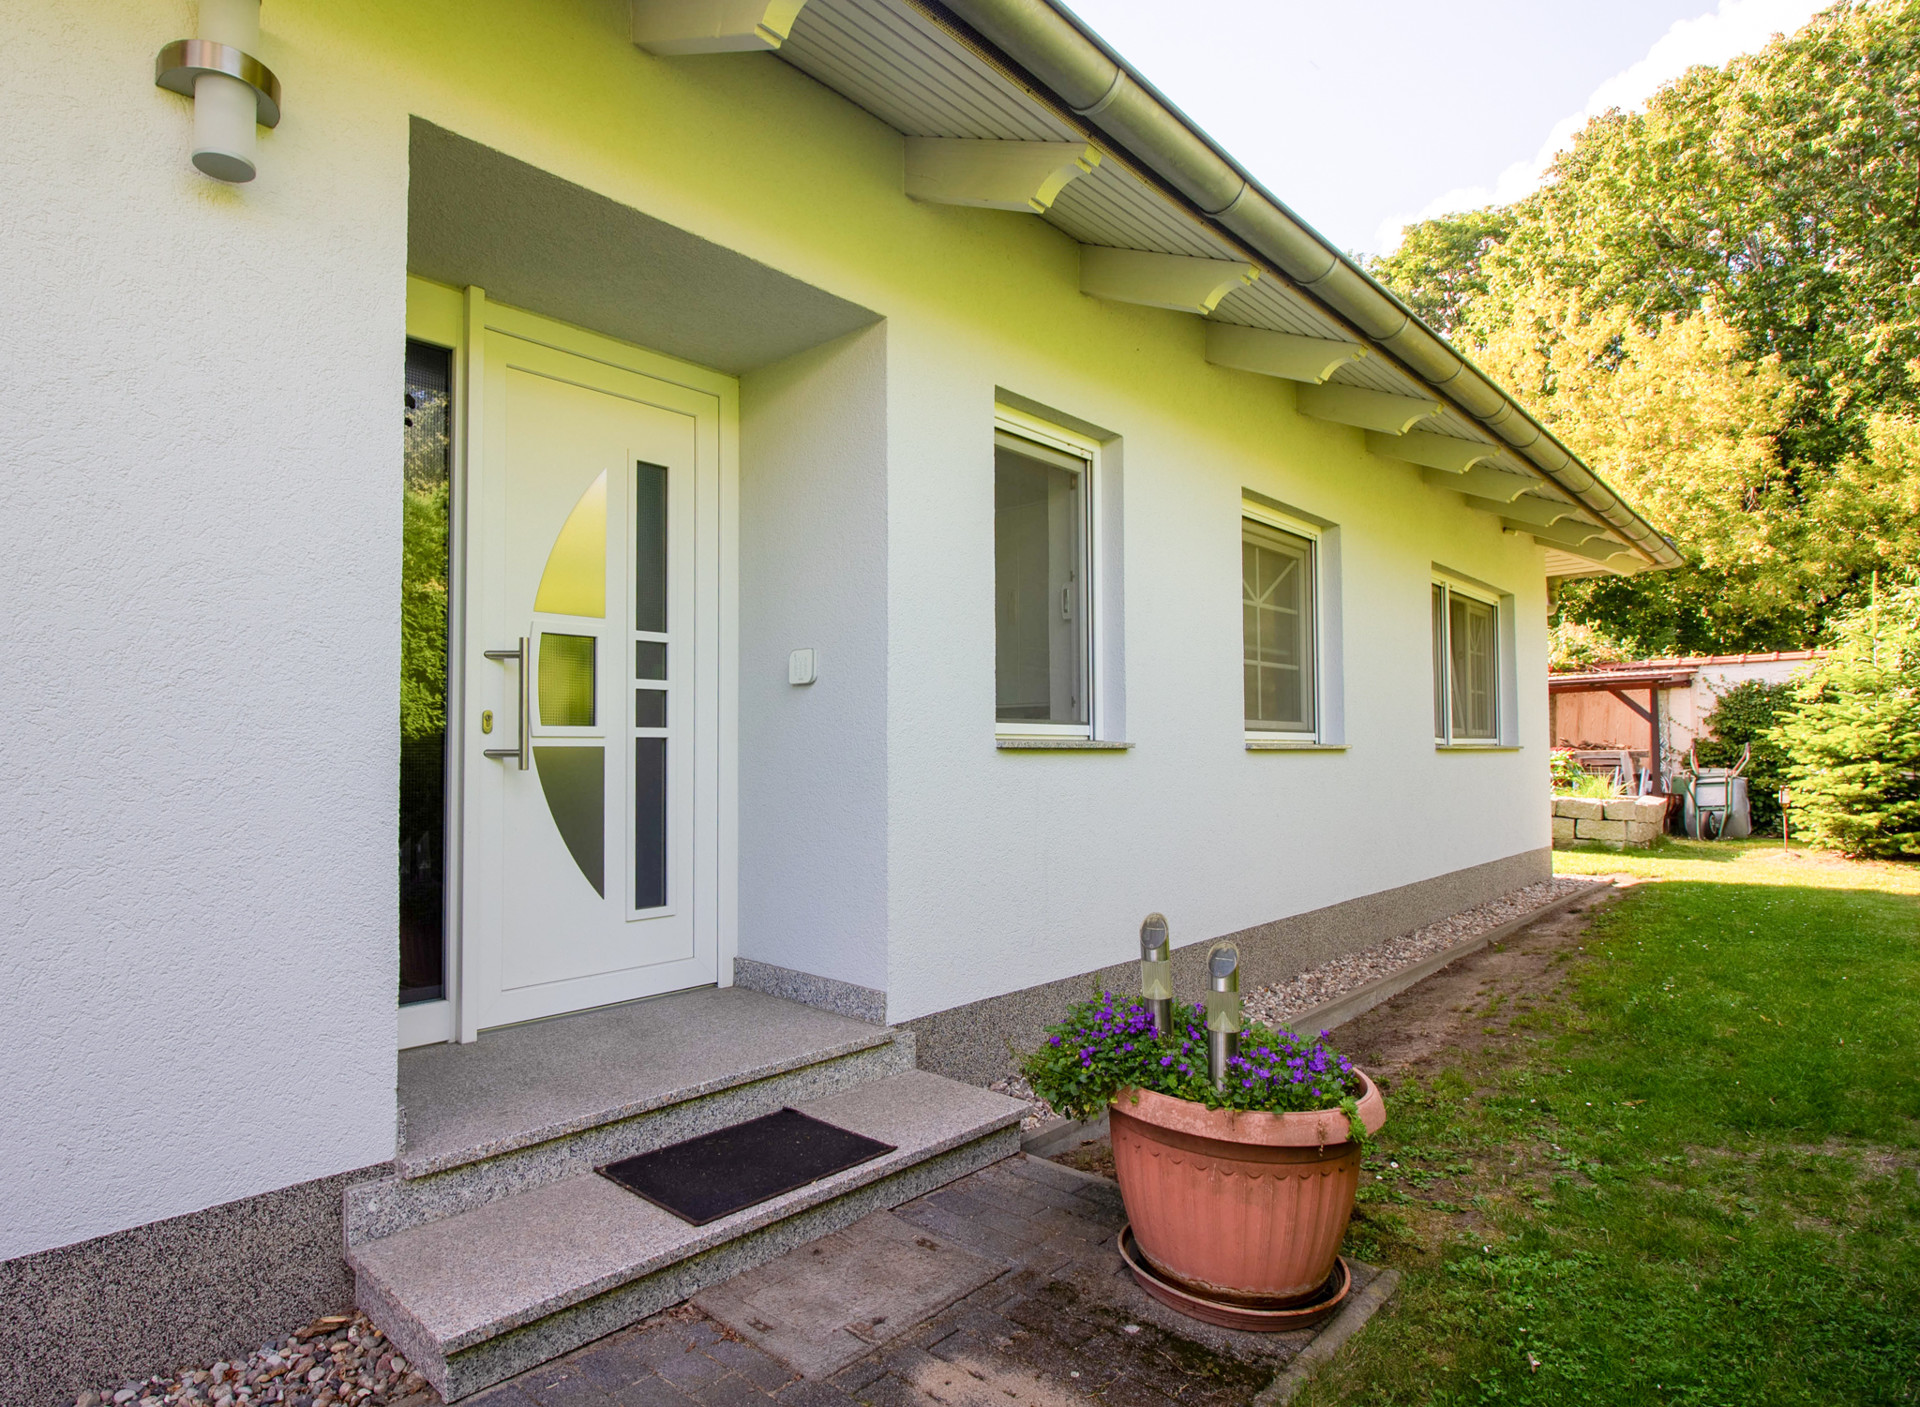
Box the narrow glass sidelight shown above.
[634,461,670,912]
[994,434,1089,726]
[1431,583,1448,739]
[399,338,452,1006]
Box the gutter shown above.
[913,0,1685,572]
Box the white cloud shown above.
[1372,0,1829,252]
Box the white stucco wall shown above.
[2,0,1556,1254]
[880,305,1549,1022]
[0,2,406,1257]
[738,328,890,993]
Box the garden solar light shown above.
[155,0,282,183]
[1206,941,1242,1088]
[1139,913,1172,1037]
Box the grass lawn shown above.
[1298,839,1920,1406]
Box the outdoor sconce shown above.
[155,0,281,183]
[1139,913,1172,1038]
[1205,941,1242,1088]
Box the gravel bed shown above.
[74,1314,434,1407]
[1244,876,1602,1029]
[998,877,1602,1130]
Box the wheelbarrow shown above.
[1680,744,1751,840]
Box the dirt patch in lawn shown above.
[1329,881,1631,1084]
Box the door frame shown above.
[400,276,739,1047]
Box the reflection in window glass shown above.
[634,640,667,680]
[995,435,1087,726]
[634,688,667,728]
[1243,521,1314,732]
[1449,594,1497,739]
[400,339,451,1006]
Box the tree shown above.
[1372,0,1920,652]
[1768,582,1920,857]
[1368,207,1514,336]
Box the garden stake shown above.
[1140,913,1173,1037]
[1205,941,1241,1088]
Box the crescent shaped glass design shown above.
[534,470,607,618]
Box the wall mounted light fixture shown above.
[155,0,280,183]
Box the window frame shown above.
[1431,573,1503,747]
[993,408,1101,741]
[1241,502,1323,745]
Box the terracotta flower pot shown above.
[1107,1071,1387,1306]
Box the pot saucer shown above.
[1116,1224,1352,1332]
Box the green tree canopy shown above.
[1373,0,1920,654]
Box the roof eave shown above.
[912,0,1684,573]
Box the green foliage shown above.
[1366,206,1514,336]
[1769,583,1920,857]
[1372,1,1920,653]
[401,482,449,741]
[1020,994,1363,1137]
[1551,751,1621,798]
[1695,678,1795,831]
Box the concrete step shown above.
[350,989,914,1244]
[350,1070,1026,1401]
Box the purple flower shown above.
[1160,1055,1174,1067]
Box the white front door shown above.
[462,308,727,1034]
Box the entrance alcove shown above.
[403,119,892,1048]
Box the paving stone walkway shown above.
[472,1156,1383,1407]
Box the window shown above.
[1243,518,1315,735]
[1432,579,1499,743]
[995,424,1094,734]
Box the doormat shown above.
[597,1108,897,1225]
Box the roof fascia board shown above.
[906,0,1682,572]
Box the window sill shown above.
[996,737,1134,751]
[1435,743,1523,752]
[1245,739,1348,751]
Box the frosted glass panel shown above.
[636,462,668,634]
[539,633,596,727]
[535,471,607,618]
[636,739,667,909]
[535,746,605,896]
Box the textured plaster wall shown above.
[738,328,890,994]
[3,0,1556,1254]
[875,259,1552,1023]
[0,1,406,1257]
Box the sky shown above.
[1062,0,1830,256]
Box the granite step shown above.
[350,1070,1026,1401]
[349,989,914,1244]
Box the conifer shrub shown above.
[1768,585,1920,858]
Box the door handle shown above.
[482,637,531,770]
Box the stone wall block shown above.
[1575,818,1629,842]
[1556,798,1605,821]
[1552,816,1576,843]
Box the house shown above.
[0,1,1680,1401]
[1549,651,1823,790]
